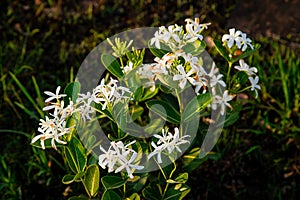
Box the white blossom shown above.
[98,141,144,178]
[236,33,253,51]
[44,86,67,103]
[213,90,235,115]
[222,28,242,49]
[173,65,195,89]
[249,76,261,98]
[234,59,257,75]
[148,128,190,163]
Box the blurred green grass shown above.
[0,0,299,199]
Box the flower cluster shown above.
[32,78,131,150]
[222,28,253,52]
[150,18,210,51]
[137,50,234,115]
[32,18,261,184]
[148,127,190,163]
[31,86,73,150]
[234,59,261,98]
[98,140,144,179]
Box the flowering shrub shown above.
[31,18,260,199]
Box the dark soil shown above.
[228,0,300,45]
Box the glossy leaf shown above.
[182,93,212,122]
[182,40,205,55]
[101,176,127,190]
[167,173,188,184]
[130,105,144,121]
[62,174,75,184]
[126,193,140,200]
[213,39,230,62]
[64,82,81,105]
[164,184,190,200]
[142,185,162,200]
[84,164,100,197]
[68,195,90,200]
[101,54,124,79]
[64,137,87,173]
[101,190,122,200]
[139,86,159,102]
[146,100,180,124]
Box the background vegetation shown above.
[0,0,299,199]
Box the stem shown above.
[236,86,252,93]
[226,62,233,84]
[175,89,184,137]
[162,160,177,198]
[119,57,124,69]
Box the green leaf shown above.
[101,190,122,200]
[224,111,239,127]
[148,41,170,58]
[84,164,100,197]
[101,54,124,78]
[142,185,162,200]
[66,112,80,141]
[74,171,85,181]
[93,103,114,121]
[182,147,207,172]
[101,176,127,190]
[133,86,143,101]
[126,193,140,200]
[213,39,230,62]
[164,184,190,200]
[68,195,90,200]
[126,173,148,194]
[64,137,87,173]
[182,40,205,55]
[62,174,75,184]
[230,71,249,93]
[144,118,164,135]
[232,43,261,63]
[9,72,43,118]
[64,82,81,105]
[130,105,144,121]
[146,100,180,124]
[167,173,188,184]
[139,86,159,102]
[112,102,128,132]
[182,93,212,122]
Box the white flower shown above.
[184,18,210,43]
[210,74,226,88]
[185,23,203,42]
[222,28,242,49]
[44,86,67,103]
[123,61,133,74]
[236,33,253,51]
[213,90,235,115]
[249,76,261,98]
[182,53,202,72]
[207,63,226,88]
[98,141,144,178]
[148,141,165,163]
[92,78,131,110]
[173,65,195,89]
[166,127,190,153]
[98,145,118,172]
[234,59,257,75]
[148,127,190,163]
[115,151,144,179]
[61,100,76,119]
[150,26,171,49]
[32,116,70,150]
